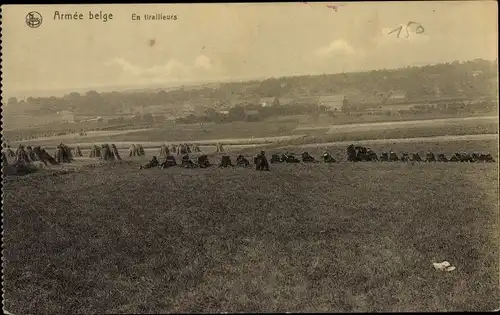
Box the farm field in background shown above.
[2,142,498,313]
[11,117,498,150]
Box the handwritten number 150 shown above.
[389,21,425,38]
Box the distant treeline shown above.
[5,59,498,117]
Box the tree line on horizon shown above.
[5,59,498,118]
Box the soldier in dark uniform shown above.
[389,149,399,162]
[322,152,337,163]
[355,146,369,161]
[482,153,495,163]
[346,144,357,162]
[181,154,196,168]
[367,148,378,161]
[140,156,159,169]
[236,154,250,167]
[449,152,460,162]
[218,155,234,168]
[437,153,448,162]
[198,154,211,168]
[460,152,473,163]
[254,151,270,171]
[411,153,422,162]
[379,152,389,162]
[401,152,410,162]
[282,152,300,163]
[160,155,177,168]
[301,152,316,163]
[471,153,494,163]
[270,154,282,163]
[425,150,436,162]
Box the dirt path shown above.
[294,116,498,133]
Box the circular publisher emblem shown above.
[26,11,43,28]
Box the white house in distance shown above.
[317,95,355,111]
[259,97,293,107]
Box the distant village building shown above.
[316,95,352,111]
[57,110,75,123]
[259,97,275,107]
[259,97,293,107]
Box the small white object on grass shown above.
[433,261,456,272]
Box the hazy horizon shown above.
[5,57,498,100]
[2,2,498,99]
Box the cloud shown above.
[194,55,213,70]
[104,55,219,82]
[314,39,357,57]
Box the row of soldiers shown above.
[140,151,270,171]
[345,144,496,163]
[139,146,496,171]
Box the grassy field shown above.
[287,122,499,146]
[2,139,499,313]
[10,117,498,150]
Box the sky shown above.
[2,1,498,98]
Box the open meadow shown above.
[2,139,499,313]
[10,115,499,150]
[3,2,499,313]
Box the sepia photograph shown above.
[1,2,499,313]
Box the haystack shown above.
[170,144,177,154]
[216,142,224,152]
[111,144,122,160]
[55,143,73,163]
[129,144,137,157]
[137,144,145,156]
[159,144,170,157]
[15,145,30,164]
[5,146,16,158]
[2,151,8,166]
[100,144,115,161]
[33,146,58,165]
[89,145,101,158]
[177,143,190,155]
[73,146,83,157]
[26,146,38,161]
[192,144,201,153]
